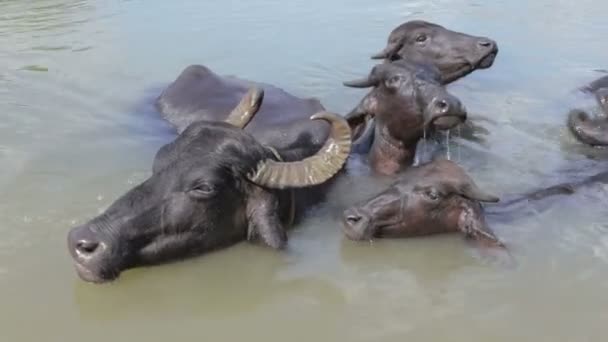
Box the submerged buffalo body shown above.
[568,76,608,146]
[67,89,352,283]
[368,20,498,84]
[156,65,330,153]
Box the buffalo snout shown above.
[67,225,117,283]
[476,38,496,51]
[69,227,104,259]
[425,93,467,130]
[342,207,374,241]
[474,37,498,68]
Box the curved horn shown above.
[343,77,378,88]
[345,96,376,141]
[343,64,387,88]
[225,87,264,129]
[248,112,352,189]
[371,41,401,60]
[461,182,500,203]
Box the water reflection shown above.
[72,246,346,321]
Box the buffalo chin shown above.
[341,215,376,241]
[432,116,464,131]
[442,64,474,84]
[342,226,369,241]
[477,52,497,69]
[74,262,119,284]
[442,52,497,83]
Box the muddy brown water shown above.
[1,0,608,341]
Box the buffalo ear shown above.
[345,96,377,142]
[371,41,402,60]
[245,185,287,250]
[384,75,402,91]
[346,111,369,142]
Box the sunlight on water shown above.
[1,0,608,341]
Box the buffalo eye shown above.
[385,75,402,90]
[189,183,216,199]
[423,187,442,201]
[415,34,428,43]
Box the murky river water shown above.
[2,0,608,341]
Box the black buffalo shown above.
[67,89,352,283]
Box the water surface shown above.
[1,0,608,341]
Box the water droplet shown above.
[446,130,451,160]
[457,126,462,162]
[420,128,427,163]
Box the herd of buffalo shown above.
[66,20,608,284]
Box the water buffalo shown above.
[568,76,608,146]
[343,21,498,160]
[67,89,352,283]
[157,21,498,147]
[342,158,605,248]
[344,60,467,175]
[342,159,503,246]
[367,20,498,84]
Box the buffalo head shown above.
[366,20,498,84]
[67,88,352,283]
[345,61,467,174]
[342,159,503,246]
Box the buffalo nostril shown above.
[436,100,449,113]
[478,40,491,47]
[346,215,362,225]
[76,240,99,255]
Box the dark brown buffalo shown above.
[368,20,498,84]
[343,21,499,169]
[568,76,608,146]
[342,158,607,248]
[344,60,467,175]
[342,159,502,246]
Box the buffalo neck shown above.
[369,124,417,175]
